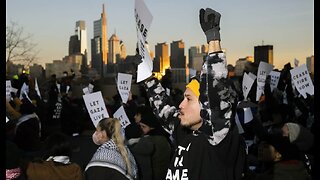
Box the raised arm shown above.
[198,8,238,145]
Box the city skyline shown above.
[6,0,314,69]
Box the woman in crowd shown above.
[85,118,138,180]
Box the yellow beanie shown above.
[186,79,200,98]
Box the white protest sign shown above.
[256,62,274,101]
[242,72,256,100]
[248,72,257,80]
[294,58,299,67]
[83,91,109,127]
[35,78,41,99]
[189,68,197,78]
[135,0,153,82]
[113,106,131,129]
[23,91,32,103]
[290,64,314,98]
[269,71,281,92]
[19,83,29,100]
[88,83,94,93]
[6,80,12,100]
[235,113,244,134]
[11,87,18,95]
[117,73,132,104]
[56,83,61,93]
[83,87,90,95]
[243,107,253,124]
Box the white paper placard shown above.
[135,0,153,82]
[269,71,281,92]
[243,107,254,124]
[242,72,255,100]
[256,62,274,101]
[290,64,314,98]
[235,113,244,134]
[19,83,29,100]
[113,106,131,129]
[83,91,109,127]
[189,68,197,78]
[6,80,12,100]
[88,83,94,93]
[117,73,132,104]
[35,78,41,99]
[83,87,90,95]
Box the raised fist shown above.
[199,8,221,43]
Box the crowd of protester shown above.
[6,8,316,180]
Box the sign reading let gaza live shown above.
[83,91,109,127]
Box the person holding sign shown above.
[85,118,138,180]
[136,8,246,180]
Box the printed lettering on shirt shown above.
[166,143,191,180]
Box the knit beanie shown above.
[285,122,301,142]
[140,111,159,128]
[186,78,200,98]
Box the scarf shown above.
[6,167,21,180]
[85,139,137,180]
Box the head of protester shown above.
[85,118,138,180]
[135,7,246,180]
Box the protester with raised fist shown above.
[135,8,246,180]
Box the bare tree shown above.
[6,21,39,67]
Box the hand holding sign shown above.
[135,0,153,82]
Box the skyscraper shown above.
[75,21,88,56]
[254,45,273,65]
[170,40,186,68]
[155,42,170,74]
[108,33,121,64]
[91,4,108,76]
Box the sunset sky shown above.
[6,0,314,69]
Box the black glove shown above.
[199,8,221,43]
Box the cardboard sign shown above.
[256,62,274,101]
[83,91,109,127]
[269,71,281,92]
[113,106,131,129]
[135,0,153,82]
[19,83,29,100]
[35,78,41,99]
[6,80,12,100]
[117,73,132,104]
[242,72,256,100]
[290,64,314,98]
